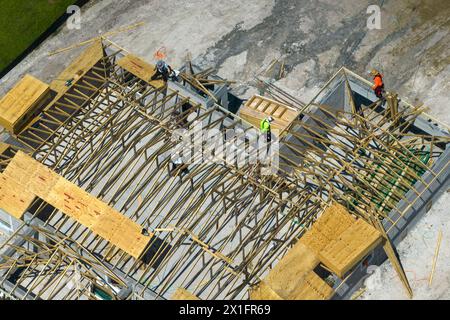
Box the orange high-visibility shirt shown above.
[372,74,383,90]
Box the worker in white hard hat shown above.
[170,154,190,178]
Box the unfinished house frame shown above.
[0,38,448,300]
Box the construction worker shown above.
[260,116,274,143]
[170,156,189,178]
[151,60,179,82]
[370,69,385,99]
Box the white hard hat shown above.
[267,116,274,122]
[156,60,166,70]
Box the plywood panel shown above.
[108,216,150,259]
[3,151,56,199]
[288,271,334,300]
[238,95,299,134]
[116,54,166,90]
[264,242,320,298]
[319,219,383,278]
[171,288,201,300]
[250,241,334,300]
[2,151,151,259]
[50,40,105,95]
[299,227,332,255]
[249,281,283,300]
[2,152,39,186]
[0,74,50,134]
[93,210,126,243]
[29,166,62,200]
[250,204,381,300]
[313,203,356,241]
[0,173,35,219]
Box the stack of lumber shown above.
[238,95,299,134]
[0,75,51,134]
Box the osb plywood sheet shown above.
[2,151,39,186]
[238,95,299,134]
[299,204,356,255]
[2,151,151,259]
[50,40,105,95]
[3,151,57,200]
[299,226,331,255]
[250,242,334,300]
[313,203,356,241]
[116,54,165,89]
[249,280,283,300]
[0,173,35,219]
[171,288,201,300]
[250,204,379,300]
[288,271,334,300]
[263,242,319,299]
[319,219,383,277]
[0,74,49,133]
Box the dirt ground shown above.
[0,0,449,300]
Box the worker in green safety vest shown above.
[260,116,274,143]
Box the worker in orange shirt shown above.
[370,69,385,99]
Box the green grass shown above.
[0,0,76,72]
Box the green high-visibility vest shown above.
[260,119,271,133]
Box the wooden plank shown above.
[0,173,35,219]
[0,74,50,134]
[111,217,150,259]
[116,54,166,90]
[2,151,151,259]
[251,204,382,299]
[171,288,201,300]
[429,230,443,287]
[238,95,299,134]
[318,219,383,278]
[2,150,40,186]
[250,242,335,300]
